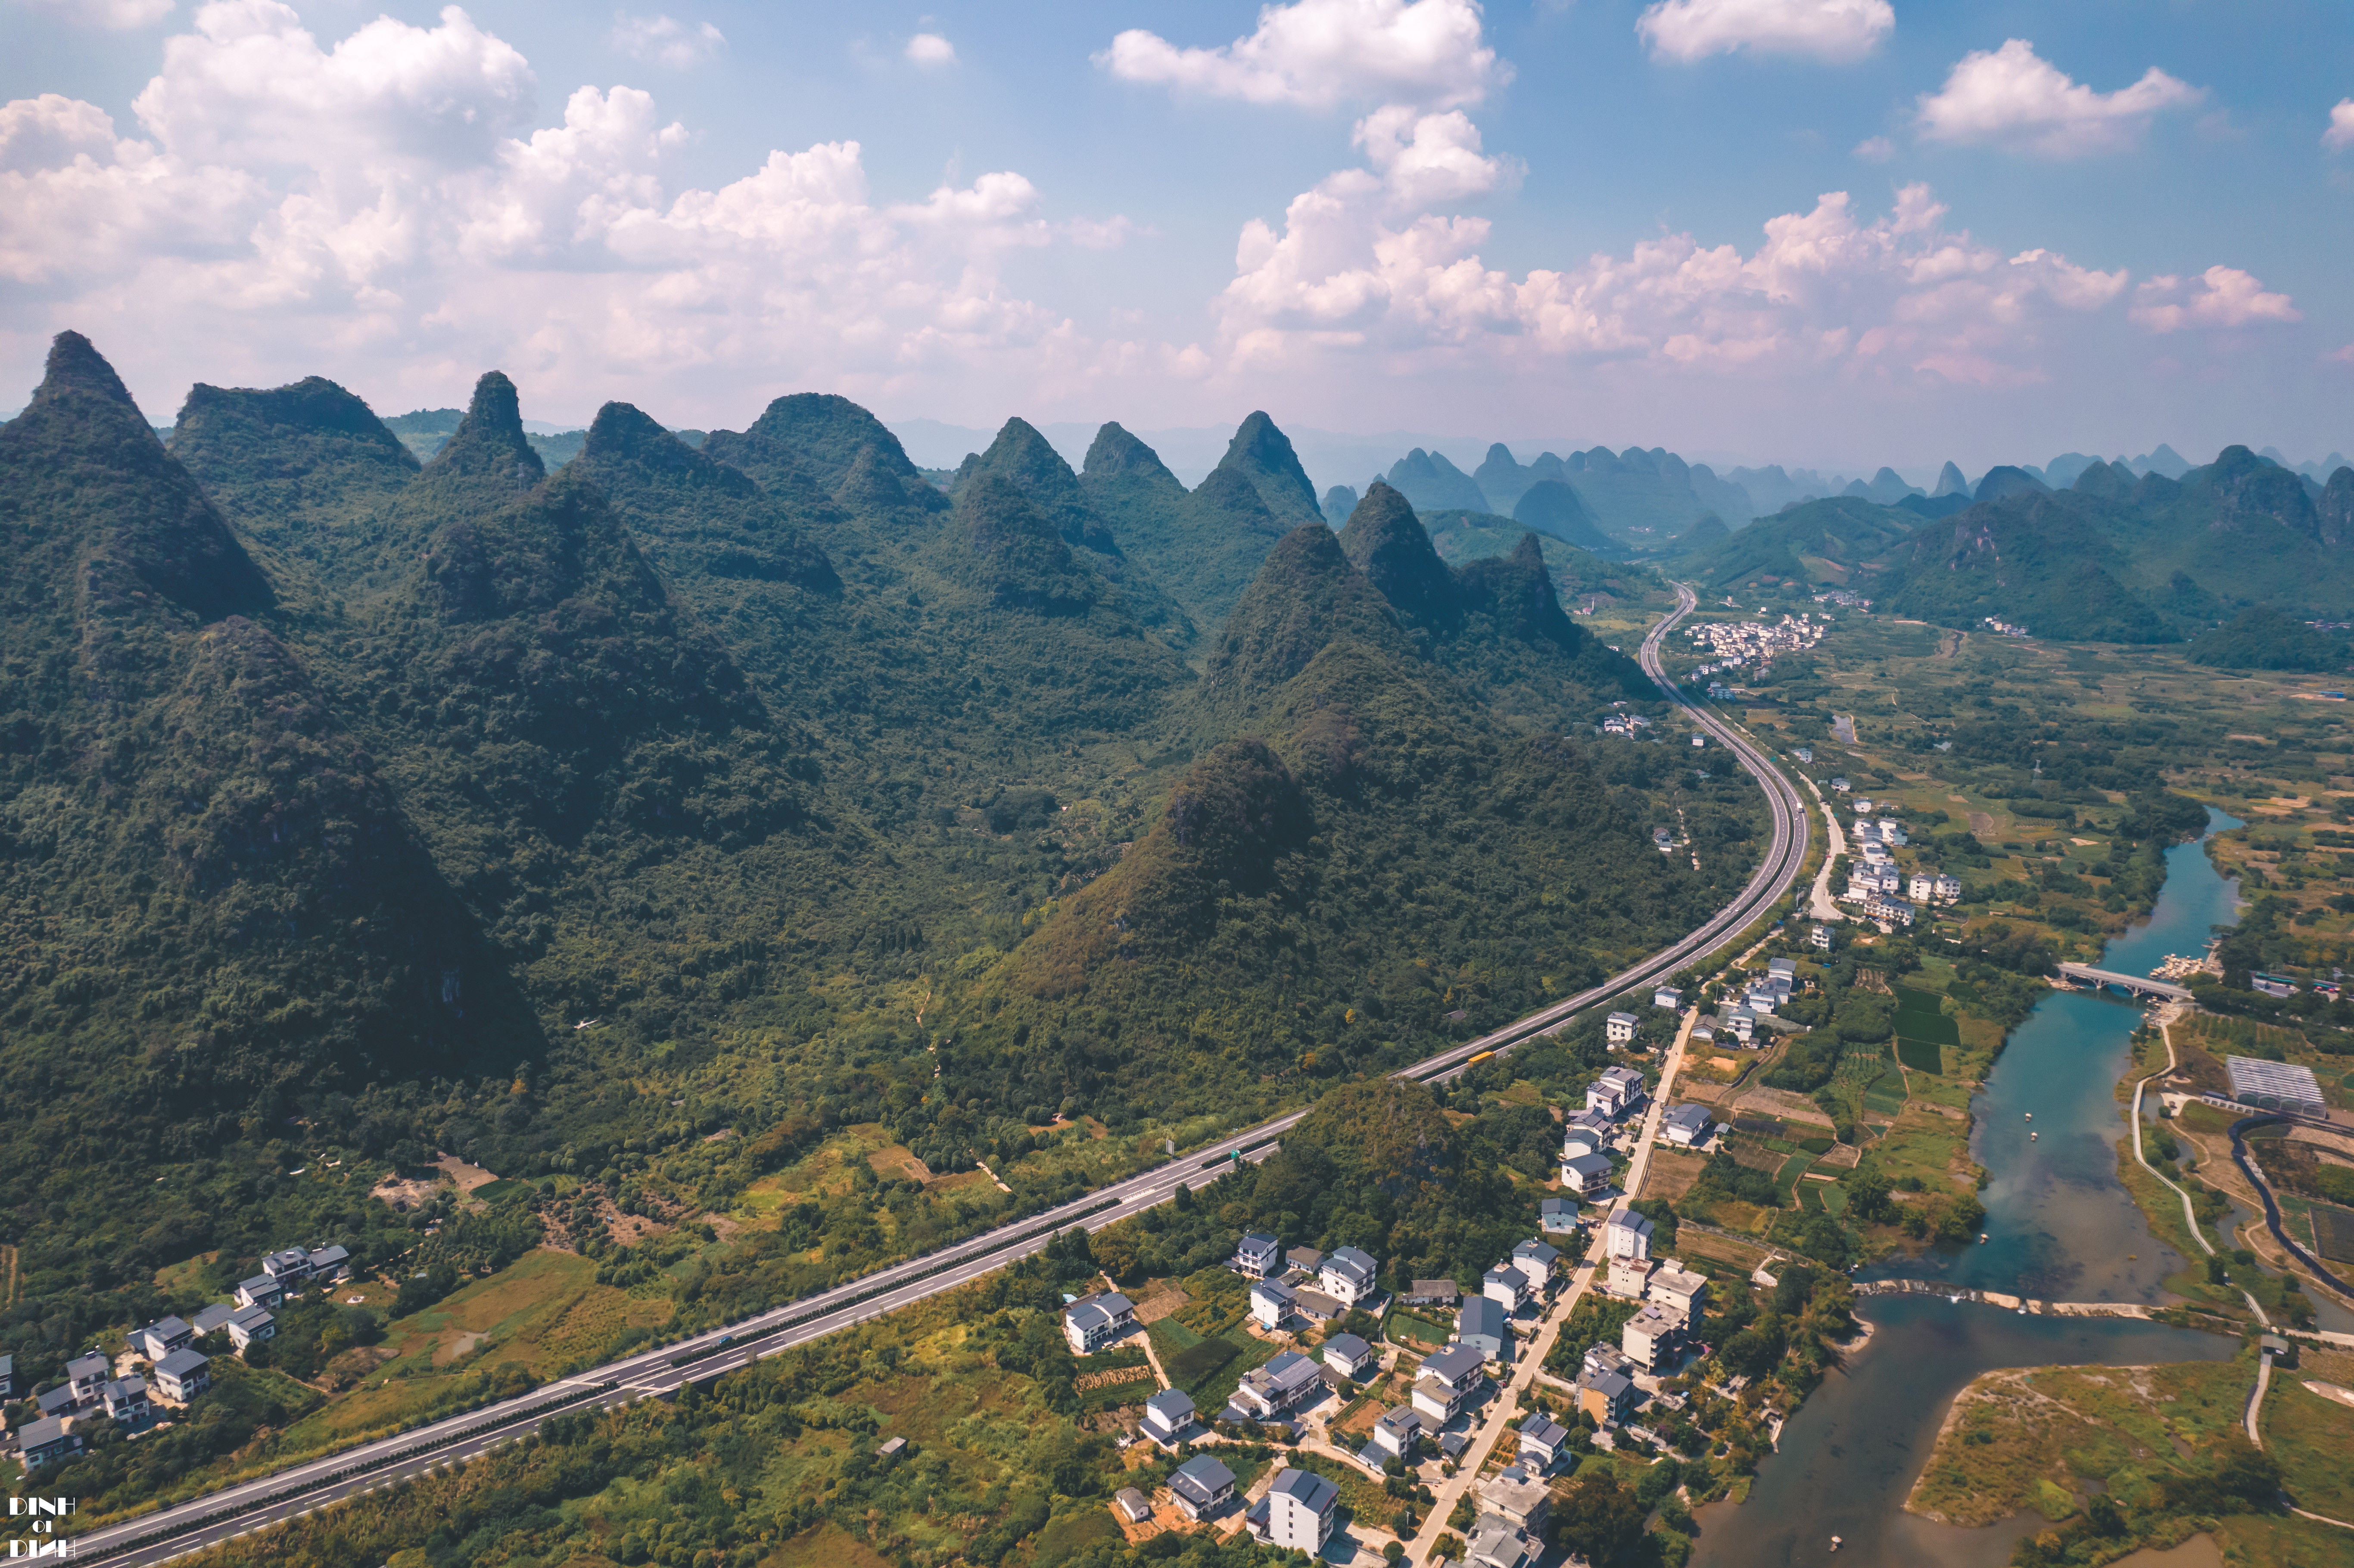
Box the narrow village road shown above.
[1802,774,1846,925]
[1404,1008,1699,1565]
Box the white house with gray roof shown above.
[1246,1467,1340,1552]
[1061,1292,1136,1354]
[1169,1454,1236,1520]
[1142,1386,1195,1446]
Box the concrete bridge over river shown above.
[2055,962,2192,1003]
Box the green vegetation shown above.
[1669,448,2354,639]
[3,330,1737,1523]
[1905,1351,2354,1567]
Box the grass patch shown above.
[2261,1375,2354,1520]
[1387,1312,1452,1346]
[2310,1204,2354,1265]
[1895,1038,1944,1074]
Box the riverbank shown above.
[1688,811,2262,1565]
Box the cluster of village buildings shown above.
[1837,804,1961,932]
[1682,613,1827,690]
[1062,1038,1747,1568]
[11,1243,349,1473]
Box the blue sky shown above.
[4,0,2350,477]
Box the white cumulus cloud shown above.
[1637,0,1893,65]
[905,32,955,67]
[1219,164,2136,389]
[0,0,1125,421]
[2326,98,2354,153]
[1096,0,1503,112]
[2129,267,2300,333]
[1916,39,2203,157]
[1853,135,1894,162]
[613,13,726,68]
[14,0,176,28]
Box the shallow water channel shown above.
[1688,815,2248,1567]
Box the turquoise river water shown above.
[1688,813,2249,1568]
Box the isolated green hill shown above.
[2186,606,2352,672]
[1673,496,1919,593]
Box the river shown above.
[1688,813,2247,1568]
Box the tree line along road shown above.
[72,585,1813,1566]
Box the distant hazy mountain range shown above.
[1669,446,2354,654]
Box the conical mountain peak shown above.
[38,329,144,414]
[1082,422,1181,488]
[583,400,706,473]
[423,370,545,490]
[1202,521,1405,707]
[1215,411,1321,525]
[1339,481,1457,628]
[0,331,271,625]
[714,392,920,493]
[961,416,1118,554]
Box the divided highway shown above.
[75,585,1811,1567]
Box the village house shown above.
[1061,1292,1137,1354]
[1249,1278,1296,1330]
[102,1375,151,1429]
[1246,1467,1340,1552]
[153,1347,211,1402]
[1560,1151,1615,1198]
[226,1305,277,1353]
[1587,1066,1647,1119]
[1481,1265,1533,1313]
[1604,1011,1640,1046]
[1865,893,1916,928]
[132,1316,194,1363]
[1573,1365,1635,1427]
[1812,923,1834,950]
[1646,1264,1709,1325]
[1538,1199,1578,1236]
[1621,1304,1684,1370]
[1169,1454,1236,1521]
[1230,1350,1326,1424]
[1479,1467,1551,1535]
[1411,1343,1488,1425]
[234,1274,284,1311]
[1367,1404,1423,1469]
[1318,1247,1380,1309]
[1233,1232,1282,1279]
[1659,1104,1714,1149]
[1604,1208,1653,1261]
[16,1416,81,1474]
[1285,1246,1323,1275]
[1653,986,1681,1010]
[1292,1285,1343,1322]
[1457,1296,1510,1361]
[1323,1333,1377,1381]
[1516,1414,1571,1469]
[1469,1519,1539,1568]
[1726,1008,1757,1044]
[65,1352,109,1404]
[1510,1238,1560,1283]
[1402,1279,1460,1310]
[1142,1387,1196,1447]
[1114,1488,1152,1524]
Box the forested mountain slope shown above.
[0,336,519,1320]
[0,332,1740,1397]
[955,491,1711,1120]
